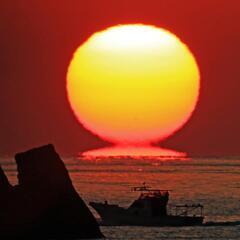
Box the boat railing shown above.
[131,183,171,195]
[169,204,204,217]
[139,191,169,199]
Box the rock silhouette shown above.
[0,166,12,193]
[0,144,103,239]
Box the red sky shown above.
[1,0,240,156]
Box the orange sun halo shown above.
[67,24,200,157]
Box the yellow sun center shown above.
[67,24,200,145]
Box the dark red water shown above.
[1,156,240,239]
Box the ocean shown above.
[1,156,240,239]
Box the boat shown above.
[89,183,204,226]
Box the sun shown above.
[67,24,200,155]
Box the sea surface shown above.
[1,156,240,239]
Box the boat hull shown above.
[100,215,204,226]
[90,202,204,227]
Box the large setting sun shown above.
[67,24,200,156]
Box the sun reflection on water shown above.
[80,145,189,162]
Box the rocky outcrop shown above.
[0,166,12,193]
[0,144,103,239]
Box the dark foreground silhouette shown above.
[0,144,103,239]
[90,184,204,226]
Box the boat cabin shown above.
[128,184,204,218]
[128,184,170,217]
